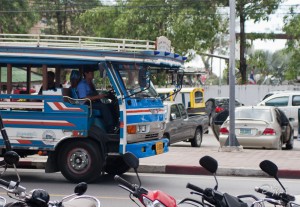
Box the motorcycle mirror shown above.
[123,152,142,187]
[123,152,139,169]
[259,160,278,177]
[199,156,218,174]
[4,151,19,165]
[260,160,286,192]
[74,182,87,196]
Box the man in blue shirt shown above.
[77,67,115,133]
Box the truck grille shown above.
[145,133,159,139]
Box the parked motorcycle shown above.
[0,114,100,207]
[253,159,300,207]
[114,152,178,207]
[179,155,266,207]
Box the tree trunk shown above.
[239,4,247,84]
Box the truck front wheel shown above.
[59,140,103,183]
[191,128,202,147]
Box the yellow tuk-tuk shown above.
[156,87,205,114]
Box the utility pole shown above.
[221,0,242,151]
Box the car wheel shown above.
[59,140,102,183]
[191,128,202,147]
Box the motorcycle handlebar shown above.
[186,183,204,194]
[255,187,295,203]
[114,175,136,192]
[0,179,10,188]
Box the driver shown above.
[77,67,115,133]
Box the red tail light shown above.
[215,106,224,113]
[262,128,276,135]
[220,127,229,135]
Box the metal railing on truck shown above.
[0,34,156,52]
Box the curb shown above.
[16,161,300,179]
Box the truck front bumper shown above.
[126,138,169,158]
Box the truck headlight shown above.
[142,197,166,207]
[137,125,149,133]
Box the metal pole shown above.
[219,36,222,86]
[228,0,239,147]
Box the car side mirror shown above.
[259,103,265,106]
[170,113,176,120]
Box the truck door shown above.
[169,104,183,142]
[177,103,192,138]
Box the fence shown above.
[203,84,300,106]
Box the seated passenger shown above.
[69,70,81,99]
[38,71,62,95]
[77,67,115,133]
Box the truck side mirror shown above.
[138,67,148,88]
[170,113,176,120]
[98,62,107,78]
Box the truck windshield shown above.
[120,69,158,98]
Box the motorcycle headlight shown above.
[142,196,166,207]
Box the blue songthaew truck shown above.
[0,34,185,182]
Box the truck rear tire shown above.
[191,128,202,147]
[104,156,130,175]
[59,140,103,183]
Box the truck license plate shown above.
[155,142,164,155]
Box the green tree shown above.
[247,49,290,84]
[236,0,283,84]
[80,0,224,57]
[34,0,100,35]
[283,14,300,80]
[0,0,39,33]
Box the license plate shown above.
[239,128,251,135]
[155,142,164,155]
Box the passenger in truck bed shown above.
[38,71,62,95]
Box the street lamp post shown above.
[221,0,242,151]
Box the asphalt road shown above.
[1,169,300,207]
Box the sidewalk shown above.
[18,143,300,179]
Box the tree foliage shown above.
[247,49,290,84]
[0,0,39,33]
[283,14,300,80]
[236,0,283,84]
[80,0,223,58]
[34,0,100,35]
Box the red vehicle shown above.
[115,152,177,207]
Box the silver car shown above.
[217,106,294,150]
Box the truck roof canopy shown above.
[0,34,185,69]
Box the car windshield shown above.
[215,99,229,106]
[120,69,158,98]
[235,108,273,122]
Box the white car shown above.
[257,91,300,138]
[218,106,294,150]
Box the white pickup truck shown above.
[163,101,209,147]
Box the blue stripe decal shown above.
[127,114,164,124]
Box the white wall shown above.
[203,85,300,106]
